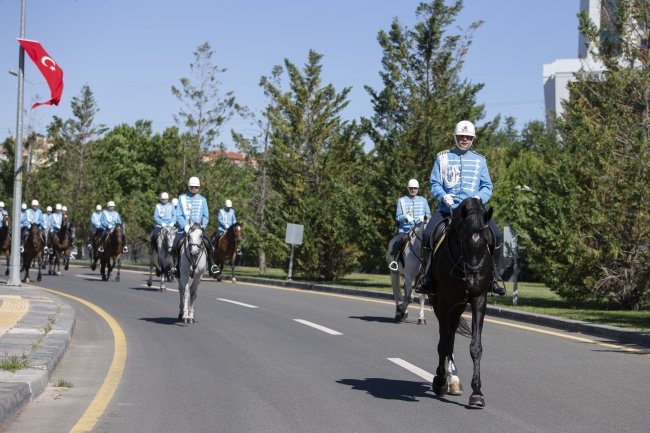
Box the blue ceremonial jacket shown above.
[100,210,122,230]
[396,196,431,234]
[176,193,209,233]
[154,202,177,227]
[51,212,63,230]
[90,211,102,230]
[0,209,8,219]
[430,148,493,212]
[43,213,53,229]
[21,208,43,228]
[217,208,237,231]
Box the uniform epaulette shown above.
[437,149,451,156]
[471,150,486,158]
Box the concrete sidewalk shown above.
[0,284,75,428]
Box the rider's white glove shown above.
[161,223,166,227]
[418,215,426,222]
[442,194,455,207]
[405,215,414,223]
[473,195,481,201]
[184,224,190,233]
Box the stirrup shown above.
[236,248,242,256]
[210,264,220,274]
[122,246,128,253]
[98,246,104,252]
[87,244,92,249]
[388,261,398,272]
[491,279,507,297]
[20,246,24,253]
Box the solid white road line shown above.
[293,319,342,335]
[387,358,434,382]
[217,298,258,308]
[75,274,103,281]
[141,284,178,292]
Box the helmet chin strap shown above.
[454,136,474,152]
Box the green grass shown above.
[121,261,650,331]
[0,352,31,372]
[54,379,73,388]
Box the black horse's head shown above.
[449,198,493,288]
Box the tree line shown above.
[1,0,648,310]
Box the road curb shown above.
[92,262,650,347]
[0,286,76,428]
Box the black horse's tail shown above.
[428,294,472,338]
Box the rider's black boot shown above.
[205,243,219,277]
[415,246,435,295]
[171,249,180,278]
[490,245,507,297]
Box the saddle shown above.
[426,217,497,259]
[388,226,420,271]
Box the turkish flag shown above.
[17,39,64,109]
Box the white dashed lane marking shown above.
[217,298,258,308]
[141,284,178,292]
[74,274,103,281]
[387,358,434,382]
[293,319,342,335]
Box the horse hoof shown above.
[48,270,52,275]
[418,318,426,325]
[183,318,190,324]
[25,278,30,283]
[448,377,463,396]
[401,310,408,321]
[469,394,485,407]
[147,281,152,287]
[155,269,160,277]
[64,265,69,271]
[37,276,42,282]
[432,376,449,396]
[115,277,120,282]
[232,278,236,283]
[178,314,183,321]
[394,313,402,322]
[190,318,195,324]
[57,271,61,276]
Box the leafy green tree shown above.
[506,1,650,310]
[361,0,491,271]
[263,51,367,280]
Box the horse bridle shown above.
[447,219,491,286]
[183,224,205,276]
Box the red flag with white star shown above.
[17,38,64,109]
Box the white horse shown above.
[148,225,177,292]
[387,224,427,324]
[177,223,206,324]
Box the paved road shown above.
[4,264,649,433]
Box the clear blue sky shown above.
[0,0,581,150]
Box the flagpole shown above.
[7,0,27,286]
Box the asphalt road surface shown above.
[3,264,649,433]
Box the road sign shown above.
[503,226,518,258]
[285,223,304,245]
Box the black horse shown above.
[429,198,494,407]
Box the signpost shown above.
[285,223,304,280]
[503,226,519,306]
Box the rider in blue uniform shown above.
[215,199,237,239]
[389,179,431,258]
[0,201,8,219]
[89,205,102,248]
[171,177,219,277]
[416,120,506,296]
[49,204,63,250]
[98,201,128,253]
[21,200,44,250]
[149,192,177,252]
[43,206,53,253]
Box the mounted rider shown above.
[48,204,64,248]
[416,120,506,297]
[389,179,431,266]
[149,192,177,252]
[43,206,53,253]
[171,198,180,229]
[89,205,102,248]
[20,203,26,221]
[215,199,237,240]
[98,201,128,253]
[171,177,219,277]
[0,202,8,219]
[21,200,44,250]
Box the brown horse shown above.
[49,219,72,276]
[211,223,243,283]
[0,214,10,276]
[21,223,43,283]
[98,224,123,282]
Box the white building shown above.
[543,0,604,121]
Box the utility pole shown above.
[7,0,27,286]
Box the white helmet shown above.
[96,204,102,211]
[107,201,115,208]
[160,192,169,200]
[31,199,39,207]
[62,206,67,212]
[188,177,200,187]
[0,202,4,208]
[21,203,27,210]
[46,206,52,212]
[55,203,62,210]
[407,179,419,189]
[172,198,178,206]
[225,199,232,208]
[453,120,476,150]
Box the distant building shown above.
[202,150,257,167]
[543,0,605,122]
[0,135,54,168]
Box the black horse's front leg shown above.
[432,306,450,396]
[469,295,487,407]
[116,257,121,282]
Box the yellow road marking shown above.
[0,298,30,337]
[235,281,650,356]
[36,287,127,433]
